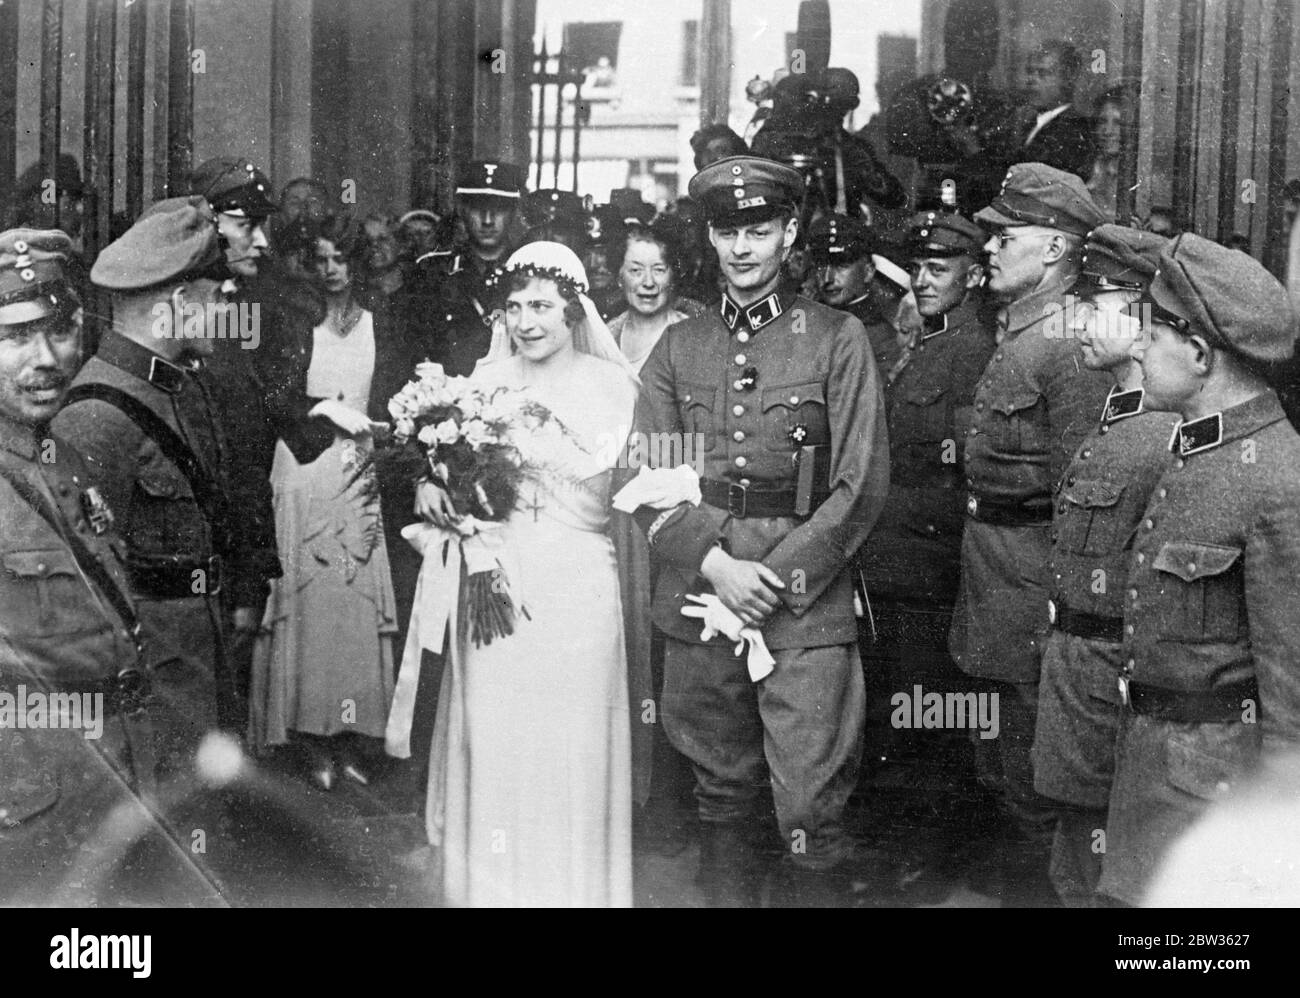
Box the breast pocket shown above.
[0,548,101,637]
[127,470,207,558]
[989,390,1045,453]
[760,380,829,452]
[893,383,950,445]
[678,383,717,453]
[1057,478,1126,556]
[1152,541,1245,643]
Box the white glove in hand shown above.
[310,398,373,437]
[680,593,776,682]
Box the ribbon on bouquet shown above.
[384,517,514,758]
[680,593,776,682]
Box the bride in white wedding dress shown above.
[397,243,639,907]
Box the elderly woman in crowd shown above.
[607,221,700,374]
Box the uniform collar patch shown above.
[720,292,786,333]
[1102,387,1144,424]
[1171,412,1222,457]
[98,331,192,395]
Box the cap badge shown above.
[731,165,743,175]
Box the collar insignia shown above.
[1102,387,1144,425]
[1171,412,1223,457]
[147,355,189,395]
[719,292,784,333]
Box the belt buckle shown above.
[727,483,747,518]
[1117,673,1131,708]
[966,494,979,518]
[114,666,150,715]
[207,554,223,596]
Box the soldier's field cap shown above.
[190,156,277,218]
[975,162,1106,237]
[0,228,77,325]
[905,209,985,258]
[1079,224,1167,293]
[807,213,874,264]
[1147,232,1297,365]
[91,196,225,292]
[688,155,804,227]
[456,161,524,200]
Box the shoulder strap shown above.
[0,462,140,643]
[62,382,224,529]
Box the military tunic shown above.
[0,413,219,904]
[53,332,231,773]
[841,293,902,375]
[1100,391,1300,904]
[950,283,1115,682]
[1029,386,1178,904]
[863,296,995,609]
[632,290,889,867]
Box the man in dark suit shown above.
[1020,41,1096,182]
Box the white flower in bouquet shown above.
[394,416,416,441]
[463,418,497,450]
[433,418,461,445]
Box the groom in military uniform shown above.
[630,156,890,906]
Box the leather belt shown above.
[964,493,1051,526]
[1048,599,1124,643]
[1120,676,1258,723]
[0,667,152,718]
[699,480,827,519]
[128,553,223,600]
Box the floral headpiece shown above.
[489,240,590,297]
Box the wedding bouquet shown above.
[376,361,564,646]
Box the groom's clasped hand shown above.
[698,545,786,628]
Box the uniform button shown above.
[1127,658,1136,669]
[36,562,46,573]
[975,401,985,411]
[737,331,750,343]
[1099,425,1110,434]
[740,477,751,485]
[995,352,1003,361]
[735,353,747,365]
[734,456,747,468]
[1066,476,1076,486]
[1136,552,1145,565]
[445,314,453,321]
[969,428,978,436]
[1158,488,1167,499]
[1174,459,1185,469]
[1054,572,1062,581]
[925,524,936,534]
[733,380,744,391]
[1144,518,1154,530]
[788,394,799,404]
[1186,562,1196,574]
[733,431,745,442]
[1125,624,1135,635]
[732,404,745,416]
[1081,449,1092,459]
[1128,589,1138,600]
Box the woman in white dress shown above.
[250,214,403,789]
[408,242,638,907]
